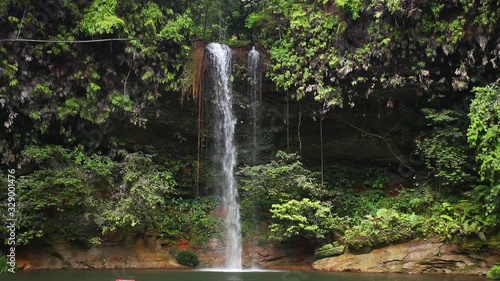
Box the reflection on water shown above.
[110,268,136,281]
[197,268,285,272]
[0,269,486,281]
[227,273,243,281]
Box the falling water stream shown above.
[206,43,242,270]
[248,47,261,165]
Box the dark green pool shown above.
[0,269,486,281]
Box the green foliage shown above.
[14,145,180,245]
[160,13,195,43]
[315,242,334,252]
[314,242,345,258]
[418,108,470,187]
[468,85,500,222]
[0,0,196,164]
[238,151,324,202]
[237,151,326,232]
[488,264,500,280]
[468,85,500,185]
[345,208,422,253]
[380,0,402,14]
[248,0,500,114]
[158,196,223,244]
[0,254,8,274]
[470,184,499,230]
[314,85,343,109]
[17,145,116,245]
[173,250,200,267]
[141,2,164,33]
[1,0,499,258]
[225,35,252,48]
[109,93,133,112]
[379,183,498,241]
[269,198,335,241]
[335,0,366,19]
[0,141,225,248]
[96,152,176,234]
[398,184,435,214]
[245,11,267,29]
[421,196,495,240]
[251,1,346,102]
[79,0,125,35]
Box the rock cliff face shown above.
[193,236,313,269]
[17,235,181,270]
[17,235,498,274]
[312,239,499,275]
[17,235,313,270]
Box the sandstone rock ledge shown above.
[17,235,182,270]
[312,239,499,275]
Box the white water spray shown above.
[206,43,242,269]
[248,46,261,165]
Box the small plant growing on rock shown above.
[487,264,500,279]
[174,250,200,267]
[314,242,345,259]
[344,208,422,253]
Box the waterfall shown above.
[248,47,262,165]
[206,43,242,269]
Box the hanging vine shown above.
[182,41,206,196]
[183,41,206,103]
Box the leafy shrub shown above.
[269,198,335,241]
[79,0,125,36]
[487,264,500,279]
[468,85,500,185]
[345,208,422,253]
[16,145,180,245]
[238,151,327,231]
[418,108,470,187]
[238,151,325,207]
[98,152,176,234]
[174,250,199,267]
[398,185,435,213]
[17,145,118,245]
[468,85,500,228]
[421,200,492,240]
[344,225,374,253]
[159,196,223,244]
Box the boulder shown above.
[312,239,499,275]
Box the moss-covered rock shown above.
[314,243,346,259]
[346,234,373,254]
